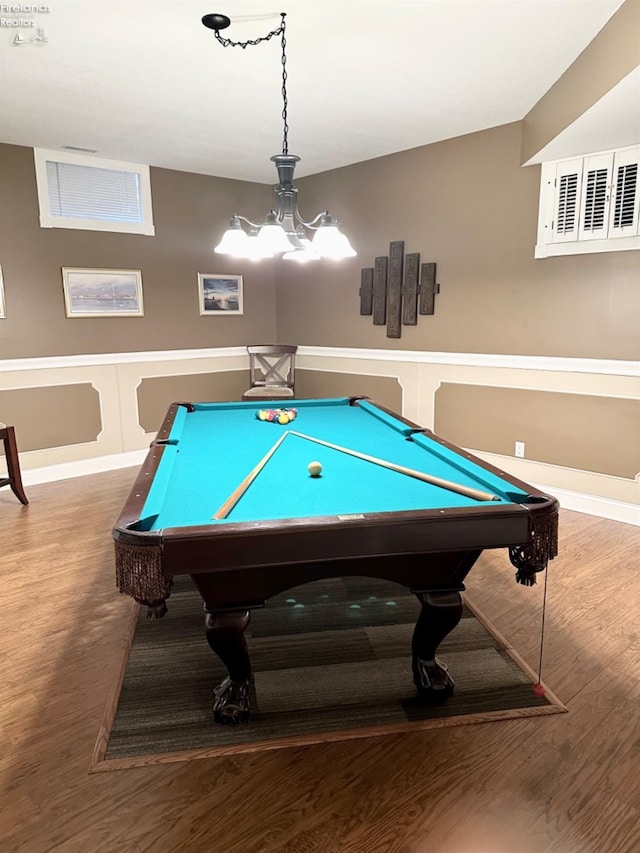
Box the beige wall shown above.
[0,383,101,451]
[2,124,638,365]
[521,0,640,163]
[0,144,277,359]
[275,122,640,360]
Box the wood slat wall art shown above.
[386,241,405,339]
[372,257,388,325]
[361,245,440,336]
[402,252,420,326]
[359,268,374,315]
[419,262,439,315]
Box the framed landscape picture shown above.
[198,273,243,315]
[0,265,5,318]
[62,268,144,317]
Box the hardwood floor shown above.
[1,469,638,853]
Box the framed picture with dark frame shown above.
[197,273,243,315]
[0,265,5,319]
[61,268,144,318]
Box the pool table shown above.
[113,397,558,724]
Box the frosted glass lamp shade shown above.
[215,218,250,255]
[311,222,357,259]
[257,216,295,253]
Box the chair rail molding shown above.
[297,346,640,377]
[1,345,637,377]
[0,346,248,372]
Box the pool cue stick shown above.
[289,430,500,502]
[212,430,290,520]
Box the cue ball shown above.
[308,461,322,477]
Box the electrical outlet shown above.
[515,441,525,458]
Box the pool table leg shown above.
[411,591,464,703]
[204,609,252,725]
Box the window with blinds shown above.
[536,146,640,257]
[34,149,155,235]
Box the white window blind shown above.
[34,149,155,235]
[45,161,143,223]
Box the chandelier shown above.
[202,12,356,262]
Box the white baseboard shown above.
[21,449,148,486]
[18,451,639,526]
[533,483,639,526]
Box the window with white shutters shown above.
[535,146,640,257]
[34,149,155,235]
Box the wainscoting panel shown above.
[0,383,102,452]
[0,363,122,468]
[434,383,640,479]
[2,346,638,520]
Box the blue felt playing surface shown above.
[142,398,529,530]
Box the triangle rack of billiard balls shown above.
[255,408,298,425]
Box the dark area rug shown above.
[93,575,565,769]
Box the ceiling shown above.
[0,0,630,184]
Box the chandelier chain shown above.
[280,20,288,155]
[213,13,289,155]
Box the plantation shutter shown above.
[535,146,640,257]
[45,160,144,223]
[552,159,582,243]
[578,153,612,241]
[609,147,640,238]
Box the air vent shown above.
[62,146,98,154]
